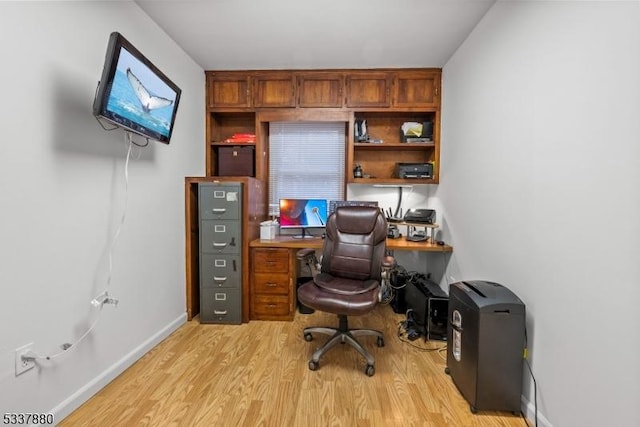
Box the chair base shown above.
[303,314,384,376]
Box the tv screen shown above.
[279,198,328,231]
[93,32,181,144]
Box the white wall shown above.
[439,1,640,426]
[348,184,450,276]
[0,1,204,420]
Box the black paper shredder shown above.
[445,281,526,414]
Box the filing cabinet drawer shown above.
[198,183,241,221]
[200,288,241,324]
[200,220,241,254]
[253,248,288,273]
[200,254,241,288]
[252,295,290,317]
[254,273,289,295]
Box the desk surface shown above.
[250,236,453,252]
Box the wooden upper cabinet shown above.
[393,70,441,108]
[207,72,251,108]
[345,73,392,108]
[297,73,344,107]
[253,73,296,108]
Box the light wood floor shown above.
[61,305,528,426]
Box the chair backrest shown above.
[320,206,388,281]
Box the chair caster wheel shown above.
[309,360,319,371]
[376,337,384,347]
[365,365,375,376]
[304,333,313,342]
[445,367,450,375]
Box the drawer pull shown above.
[267,304,277,308]
[214,310,228,315]
[265,283,278,287]
[214,276,227,281]
[213,242,227,248]
[212,208,227,214]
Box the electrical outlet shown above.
[15,343,35,376]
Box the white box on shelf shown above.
[260,220,277,240]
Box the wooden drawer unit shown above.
[253,248,289,273]
[251,248,294,320]
[252,295,291,318]
[253,273,289,294]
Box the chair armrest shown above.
[297,248,316,261]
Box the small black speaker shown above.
[422,121,433,139]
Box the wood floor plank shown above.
[60,305,528,426]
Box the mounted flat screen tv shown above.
[93,32,181,144]
[279,198,328,239]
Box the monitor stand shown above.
[292,228,315,239]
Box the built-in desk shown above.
[249,235,453,251]
[248,236,452,321]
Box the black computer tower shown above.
[446,281,525,414]
[404,277,448,341]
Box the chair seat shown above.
[298,276,379,316]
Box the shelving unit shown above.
[205,112,256,177]
[189,68,443,321]
[348,110,440,184]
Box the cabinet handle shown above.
[213,242,227,247]
[212,208,227,214]
[214,310,228,315]
[267,304,277,308]
[214,276,227,282]
[265,282,278,287]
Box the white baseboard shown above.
[522,395,553,427]
[50,312,187,423]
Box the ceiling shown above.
[135,0,496,70]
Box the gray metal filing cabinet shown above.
[198,182,242,324]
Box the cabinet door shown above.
[393,71,441,108]
[345,73,391,108]
[207,72,251,108]
[297,73,344,107]
[253,73,296,107]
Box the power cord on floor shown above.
[396,320,447,353]
[521,327,538,427]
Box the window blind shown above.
[269,122,345,215]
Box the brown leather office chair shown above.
[297,206,394,376]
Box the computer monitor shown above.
[279,198,328,239]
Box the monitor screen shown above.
[279,199,328,228]
[93,32,181,144]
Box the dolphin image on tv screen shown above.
[126,68,173,113]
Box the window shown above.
[269,122,345,215]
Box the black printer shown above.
[396,162,433,179]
